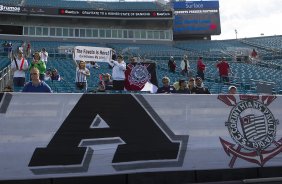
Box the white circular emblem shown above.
[227,100,277,151]
[128,64,151,88]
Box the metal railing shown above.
[0,65,12,92]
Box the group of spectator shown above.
[165,54,237,94]
[5,47,238,95]
[157,76,210,94]
[73,53,127,93]
[169,55,206,80]
[157,75,237,95]
[9,48,58,93]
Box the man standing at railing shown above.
[39,48,48,65]
[11,50,29,88]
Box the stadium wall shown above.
[1,93,282,183]
[0,14,172,30]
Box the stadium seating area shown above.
[2,35,282,94]
[246,36,282,50]
[0,57,10,71]
[107,43,187,59]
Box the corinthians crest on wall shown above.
[127,63,151,88]
[124,62,158,91]
[218,95,281,168]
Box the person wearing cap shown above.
[11,50,29,87]
[168,56,176,73]
[228,85,237,94]
[191,77,210,94]
[108,54,126,90]
[180,55,190,77]
[216,57,231,83]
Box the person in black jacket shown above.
[191,77,210,94]
[168,56,176,73]
[157,77,176,94]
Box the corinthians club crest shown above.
[127,63,151,88]
[218,95,280,168]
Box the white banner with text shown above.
[73,46,112,62]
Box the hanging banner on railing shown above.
[73,46,112,62]
[0,93,282,180]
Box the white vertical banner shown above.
[73,46,112,62]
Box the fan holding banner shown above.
[108,55,126,90]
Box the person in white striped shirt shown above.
[74,60,90,92]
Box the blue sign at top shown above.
[173,1,219,10]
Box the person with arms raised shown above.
[11,50,29,88]
[108,54,126,90]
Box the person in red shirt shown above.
[197,56,206,80]
[251,49,258,58]
[216,57,231,83]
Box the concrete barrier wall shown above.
[1,93,282,182]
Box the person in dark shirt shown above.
[50,68,61,81]
[168,56,176,73]
[228,85,237,94]
[97,73,113,92]
[176,79,190,94]
[157,76,176,93]
[191,77,210,94]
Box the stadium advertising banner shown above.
[59,9,172,18]
[73,46,112,62]
[1,5,172,19]
[0,4,21,13]
[1,93,282,180]
[20,7,57,15]
[173,0,221,36]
